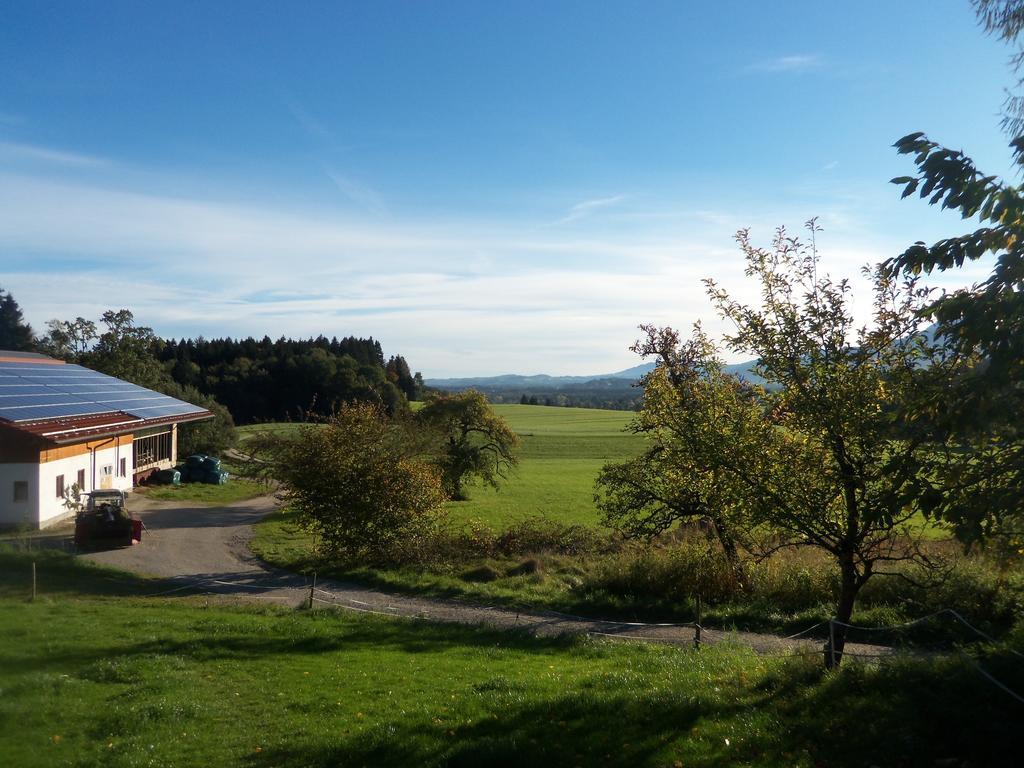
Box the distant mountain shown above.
[425,358,762,391]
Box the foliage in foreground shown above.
[603,223,974,666]
[0,549,1020,768]
[254,509,1024,646]
[888,131,1024,554]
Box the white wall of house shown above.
[0,463,38,528]
[35,443,133,528]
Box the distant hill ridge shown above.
[425,359,762,391]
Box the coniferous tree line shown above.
[158,336,422,424]
[0,289,423,449]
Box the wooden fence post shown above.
[828,618,836,669]
[694,593,702,649]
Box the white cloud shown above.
[324,169,387,215]
[0,148,989,377]
[0,140,107,167]
[557,194,626,224]
[749,54,823,73]
[284,98,332,140]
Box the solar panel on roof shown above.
[0,362,209,424]
[0,385,56,396]
[0,401,113,421]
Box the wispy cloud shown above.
[0,140,107,167]
[0,148,980,377]
[284,98,332,140]
[557,194,625,224]
[324,169,387,215]
[748,54,823,74]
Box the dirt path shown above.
[81,494,890,658]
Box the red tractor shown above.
[74,490,142,549]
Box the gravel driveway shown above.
[81,494,889,658]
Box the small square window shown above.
[13,481,28,502]
[56,474,65,498]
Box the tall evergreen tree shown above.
[0,287,35,351]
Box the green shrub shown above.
[494,517,602,557]
[584,542,739,604]
[745,549,838,613]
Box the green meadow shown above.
[0,549,1018,768]
[446,404,644,526]
[239,404,644,527]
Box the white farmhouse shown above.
[0,350,213,528]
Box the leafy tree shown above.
[417,390,519,500]
[595,326,759,578]
[42,309,237,455]
[247,403,445,562]
[385,355,418,400]
[633,223,966,666]
[85,309,167,388]
[40,317,97,360]
[973,0,1024,136]
[887,133,1024,549]
[166,382,237,456]
[0,287,35,351]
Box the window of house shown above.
[77,468,86,490]
[56,474,65,498]
[13,481,28,502]
[120,458,127,477]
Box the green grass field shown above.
[240,405,644,528]
[136,477,268,505]
[0,548,1017,768]
[449,404,643,526]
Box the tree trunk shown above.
[824,553,860,669]
[709,514,743,584]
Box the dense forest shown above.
[158,336,422,424]
[0,294,424,449]
[481,381,642,410]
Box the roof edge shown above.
[45,410,216,444]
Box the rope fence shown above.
[23,559,1024,705]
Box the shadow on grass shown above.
[249,691,714,768]
[0,547,159,599]
[243,652,1022,768]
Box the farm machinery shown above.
[73,490,142,548]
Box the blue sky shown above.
[0,0,1015,376]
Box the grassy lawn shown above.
[241,404,643,528]
[0,548,1018,768]
[136,477,268,505]
[447,404,643,527]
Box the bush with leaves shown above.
[247,403,445,563]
